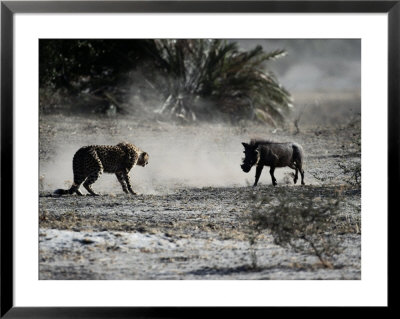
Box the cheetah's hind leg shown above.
[83,171,102,196]
[73,187,84,196]
[70,185,84,196]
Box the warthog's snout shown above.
[241,163,251,173]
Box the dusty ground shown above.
[39,101,361,280]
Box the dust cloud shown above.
[40,123,278,195]
[40,39,361,195]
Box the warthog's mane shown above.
[249,138,286,147]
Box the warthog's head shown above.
[138,152,149,167]
[241,142,259,173]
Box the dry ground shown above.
[39,100,361,280]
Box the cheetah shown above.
[54,142,149,196]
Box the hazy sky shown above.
[238,39,361,92]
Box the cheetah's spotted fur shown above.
[54,142,149,196]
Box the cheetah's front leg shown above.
[123,171,137,195]
[116,172,129,194]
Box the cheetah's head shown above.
[138,152,149,167]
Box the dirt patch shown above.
[39,110,361,280]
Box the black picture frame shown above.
[1,1,396,317]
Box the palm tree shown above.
[148,39,292,125]
[40,39,292,123]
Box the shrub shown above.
[246,192,348,268]
[39,39,292,123]
[338,130,361,187]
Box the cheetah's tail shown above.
[53,188,70,195]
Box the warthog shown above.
[241,139,305,186]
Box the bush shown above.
[39,39,292,123]
[338,129,361,187]
[245,192,354,268]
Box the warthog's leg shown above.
[293,161,305,185]
[295,162,305,185]
[116,172,129,194]
[269,167,277,186]
[123,171,137,195]
[289,163,298,184]
[254,165,264,186]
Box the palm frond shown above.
[152,39,292,124]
